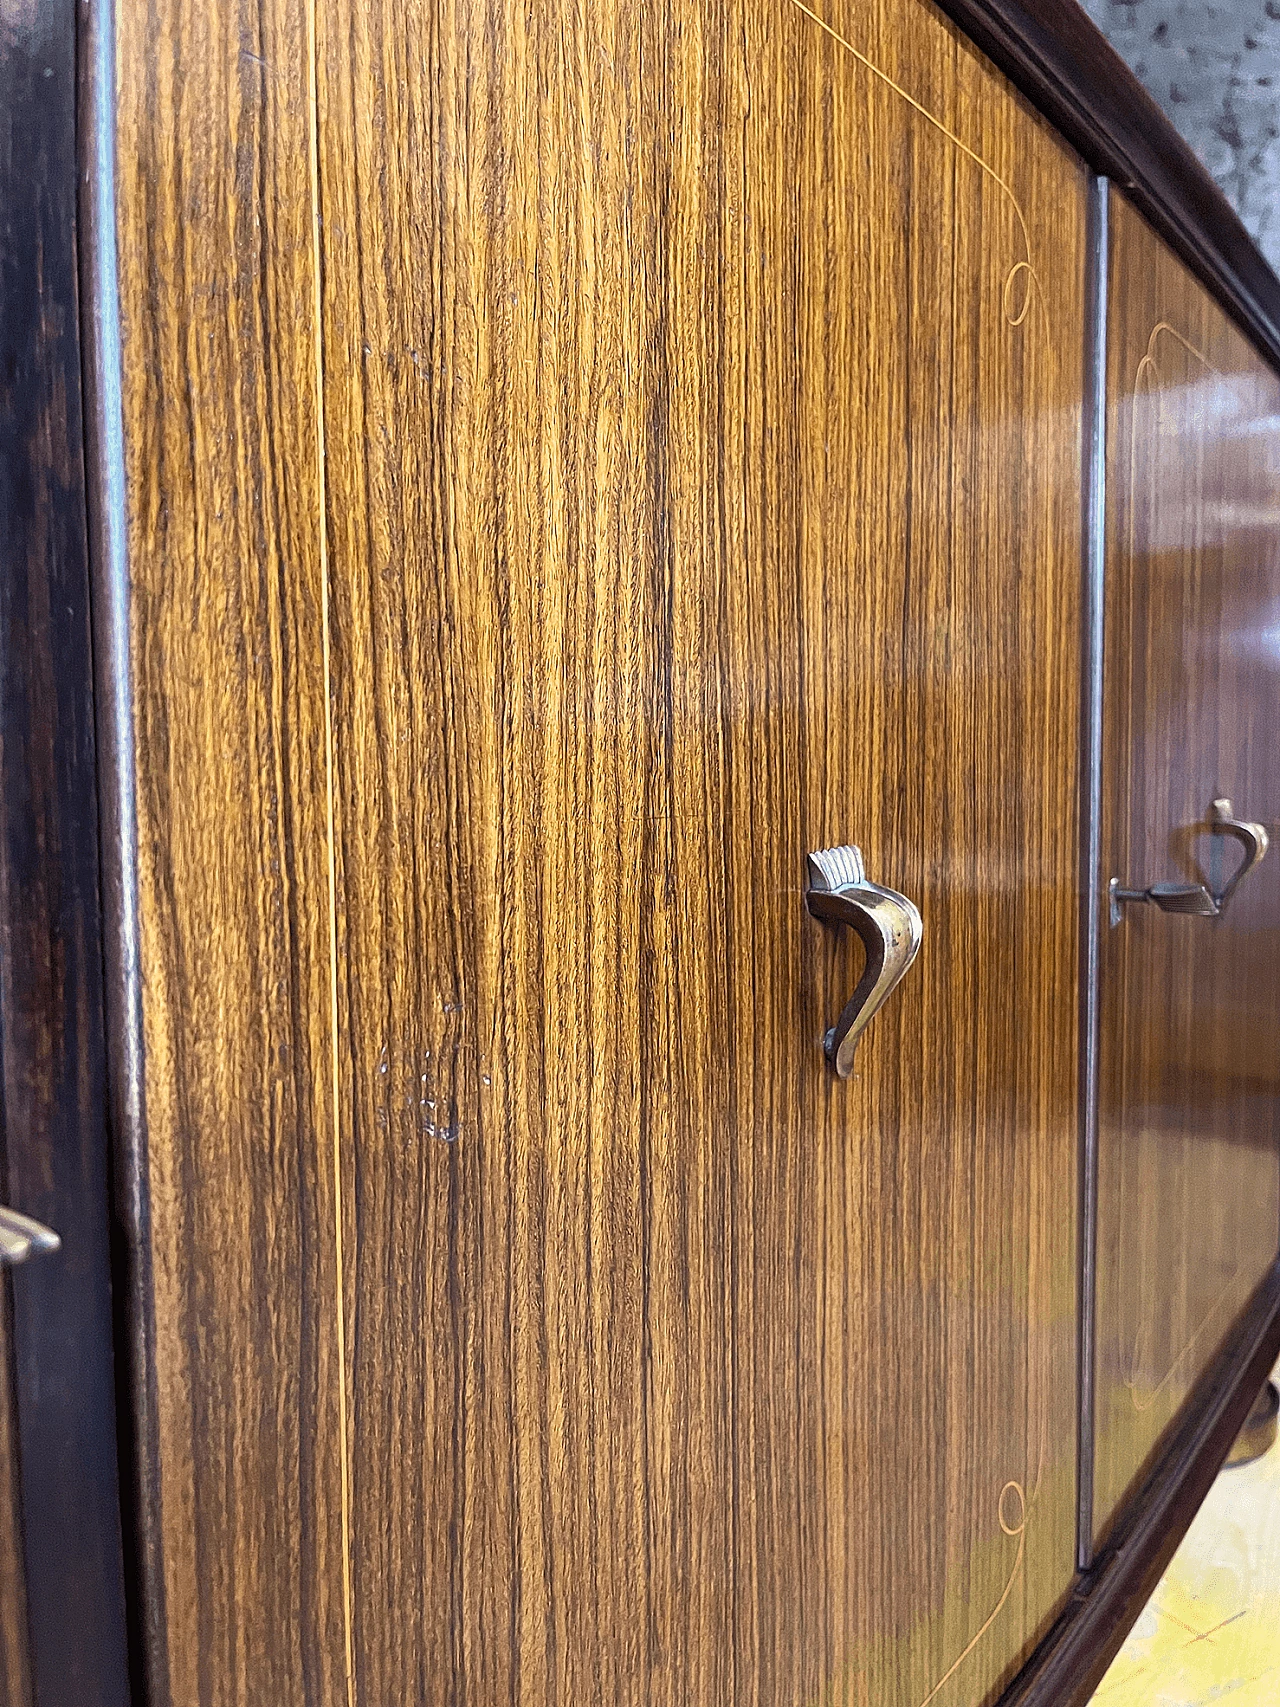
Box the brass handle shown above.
[1206,797,1268,910]
[806,844,923,1077]
[1108,878,1219,923]
[1110,797,1269,925]
[0,1206,60,1267]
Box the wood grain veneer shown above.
[112,0,347,1699]
[113,0,1087,1699]
[315,0,1085,1702]
[1092,188,1280,1549]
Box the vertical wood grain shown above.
[113,0,347,1699]
[114,0,1087,1697]
[1093,189,1280,1547]
[314,1,1085,1702]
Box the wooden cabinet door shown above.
[114,0,1086,1701]
[1093,189,1280,1548]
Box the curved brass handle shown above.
[0,1205,60,1267]
[806,844,923,1078]
[1110,797,1269,925]
[1206,797,1268,911]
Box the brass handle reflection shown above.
[806,844,922,1078]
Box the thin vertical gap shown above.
[304,1,356,1699]
[77,0,173,1696]
[1077,173,1109,1573]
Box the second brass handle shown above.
[1206,797,1268,910]
[1110,797,1269,924]
[806,844,922,1078]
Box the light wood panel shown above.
[1093,189,1280,1548]
[113,0,347,1700]
[315,1,1085,1703]
[115,0,1086,1697]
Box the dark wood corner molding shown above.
[997,1258,1280,1707]
[0,0,132,1700]
[933,0,1280,375]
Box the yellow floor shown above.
[1091,1376,1280,1705]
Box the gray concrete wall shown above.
[1080,0,1280,272]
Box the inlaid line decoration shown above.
[787,0,1049,339]
[916,1462,1041,1707]
[306,0,357,1697]
[1133,319,1221,391]
[783,4,1054,1699]
[1120,318,1245,1419]
[1126,1264,1247,1414]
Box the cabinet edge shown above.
[76,0,170,1700]
[995,1258,1280,1707]
[932,0,1280,379]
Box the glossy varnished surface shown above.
[1093,189,1280,1550]
[1001,1264,1280,1707]
[112,0,347,1698]
[315,1,1085,1702]
[115,0,1086,1700]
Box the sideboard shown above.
[1,1,1278,1703]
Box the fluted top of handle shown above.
[806,844,867,893]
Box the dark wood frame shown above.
[0,0,1267,1703]
[0,0,133,1701]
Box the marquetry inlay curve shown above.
[1135,318,1221,387]
[787,0,1051,343]
[914,1470,1038,1707]
[1125,1266,1250,1415]
[292,7,1077,1705]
